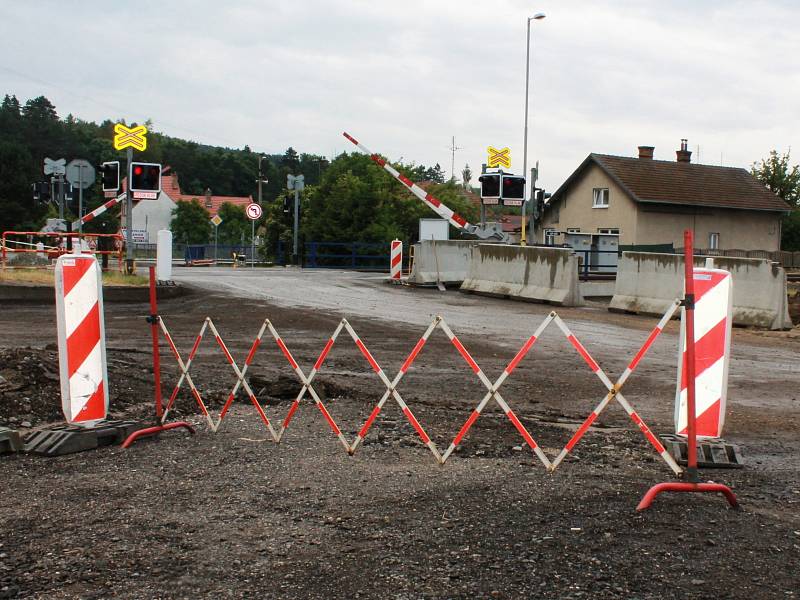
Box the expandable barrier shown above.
[151,305,684,475]
[1,231,123,270]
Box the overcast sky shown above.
[1,0,798,192]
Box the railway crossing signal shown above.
[100,161,121,192]
[129,162,162,197]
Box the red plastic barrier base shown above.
[636,482,739,511]
[122,421,195,449]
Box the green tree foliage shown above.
[171,199,211,244]
[752,149,800,250]
[216,202,249,245]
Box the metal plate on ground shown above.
[660,433,743,469]
[23,420,146,457]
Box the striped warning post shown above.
[54,254,109,426]
[390,239,402,282]
[440,316,554,469]
[549,307,683,475]
[675,268,733,438]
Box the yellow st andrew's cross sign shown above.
[113,123,148,151]
[487,146,511,169]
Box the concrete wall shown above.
[539,163,639,245]
[460,245,584,306]
[610,252,793,330]
[407,240,476,286]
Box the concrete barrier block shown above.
[407,240,477,286]
[460,245,584,306]
[610,252,793,330]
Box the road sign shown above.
[211,215,223,227]
[246,203,263,220]
[132,191,158,200]
[487,146,511,169]
[65,159,96,189]
[44,157,66,175]
[120,228,149,242]
[113,123,147,151]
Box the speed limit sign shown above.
[246,203,263,220]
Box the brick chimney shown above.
[204,188,213,208]
[676,138,692,163]
[638,145,654,160]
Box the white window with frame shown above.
[709,232,720,250]
[544,228,557,246]
[597,228,619,235]
[566,227,581,233]
[592,188,609,208]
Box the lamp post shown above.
[520,12,546,246]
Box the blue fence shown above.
[277,240,401,270]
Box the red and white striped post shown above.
[55,254,109,425]
[390,239,402,282]
[637,230,738,510]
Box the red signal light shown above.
[133,166,143,176]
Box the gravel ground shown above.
[0,275,798,599]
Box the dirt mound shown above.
[0,347,62,427]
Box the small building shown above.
[537,141,791,257]
[121,168,252,243]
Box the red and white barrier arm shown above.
[349,316,439,455]
[159,317,216,430]
[208,319,278,440]
[73,192,125,228]
[441,314,555,468]
[269,320,351,452]
[549,306,683,475]
[343,132,471,232]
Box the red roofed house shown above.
[123,167,252,243]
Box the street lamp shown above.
[521,12,545,246]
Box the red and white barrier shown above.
[390,239,402,281]
[54,254,109,425]
[675,268,733,438]
[153,311,680,473]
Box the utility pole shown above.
[448,136,463,182]
[287,174,305,265]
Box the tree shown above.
[461,163,472,189]
[423,163,446,184]
[752,149,800,250]
[171,199,211,244]
[216,202,249,245]
[752,149,800,207]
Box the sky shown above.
[1,0,798,193]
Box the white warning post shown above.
[54,254,109,426]
[675,268,733,438]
